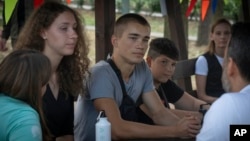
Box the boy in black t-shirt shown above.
[137,38,208,124]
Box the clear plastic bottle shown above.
[95,110,111,141]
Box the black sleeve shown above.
[160,80,184,103]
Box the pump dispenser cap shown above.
[97,110,106,121]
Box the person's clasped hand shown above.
[175,115,201,139]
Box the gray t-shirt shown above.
[74,60,154,141]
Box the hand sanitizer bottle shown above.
[95,110,111,141]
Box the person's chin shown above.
[63,51,74,56]
[160,78,169,83]
[218,44,227,48]
[132,58,144,64]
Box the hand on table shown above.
[175,115,201,139]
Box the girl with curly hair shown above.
[15,1,90,141]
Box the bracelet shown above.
[199,103,211,115]
[199,103,211,125]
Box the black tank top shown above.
[42,85,74,139]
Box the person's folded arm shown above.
[141,90,180,125]
[174,92,207,111]
[94,97,199,140]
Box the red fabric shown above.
[201,0,210,21]
[34,0,44,9]
[185,0,197,17]
[66,0,71,4]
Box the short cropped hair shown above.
[227,22,250,82]
[113,13,151,37]
[148,38,179,60]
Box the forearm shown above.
[197,93,217,103]
[111,120,179,140]
[170,109,189,118]
[151,108,180,126]
[170,109,202,120]
[122,116,201,140]
[174,92,207,111]
[140,104,180,125]
[193,99,207,111]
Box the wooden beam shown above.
[242,0,250,22]
[95,0,115,62]
[165,0,190,90]
[165,0,188,60]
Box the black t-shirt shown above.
[136,80,184,124]
[43,85,74,139]
[158,79,184,104]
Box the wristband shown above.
[199,103,211,124]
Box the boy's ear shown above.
[227,58,238,77]
[146,56,152,67]
[111,35,118,47]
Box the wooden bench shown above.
[172,58,197,97]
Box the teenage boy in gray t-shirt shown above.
[74,13,201,141]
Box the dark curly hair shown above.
[14,1,90,98]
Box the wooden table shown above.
[116,138,195,141]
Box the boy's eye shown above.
[161,61,167,65]
[143,38,149,42]
[129,37,137,40]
